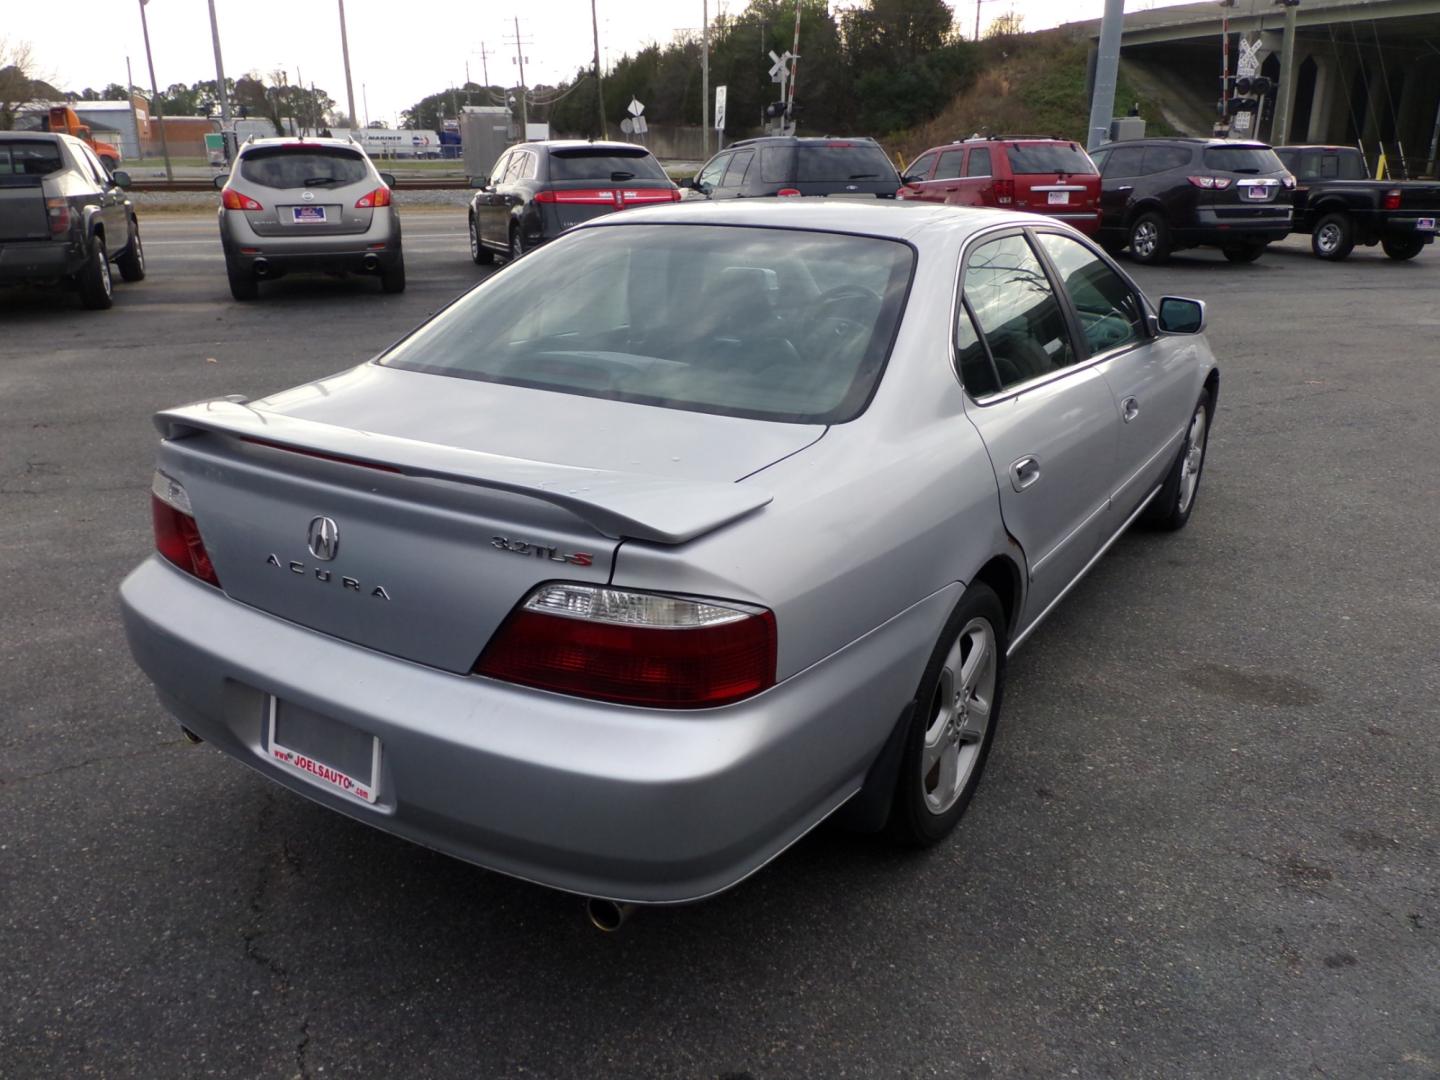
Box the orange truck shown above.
[44,106,123,171]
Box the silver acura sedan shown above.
[121,200,1217,911]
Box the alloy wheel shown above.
[469,216,479,260]
[921,617,997,815]
[100,250,112,296]
[1178,402,1208,514]
[1132,221,1157,258]
[1316,223,1342,255]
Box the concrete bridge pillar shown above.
[1306,53,1337,143]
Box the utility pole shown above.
[592,0,608,139]
[975,0,982,41]
[786,0,801,133]
[125,56,141,160]
[507,17,531,135]
[1271,0,1300,144]
[136,0,173,180]
[1085,0,1124,150]
[337,0,358,130]
[702,0,710,155]
[206,0,234,157]
[478,41,493,90]
[362,82,370,129]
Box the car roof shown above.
[572,197,1072,244]
[0,130,67,143]
[725,136,883,148]
[1101,137,1270,149]
[238,136,366,153]
[517,140,654,153]
[1273,144,1352,151]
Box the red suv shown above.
[898,136,1102,236]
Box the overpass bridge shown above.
[1072,0,1440,176]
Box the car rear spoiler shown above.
[154,399,772,546]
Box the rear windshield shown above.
[0,140,64,186]
[1201,146,1284,175]
[380,224,914,424]
[1005,143,1096,175]
[758,143,899,184]
[239,147,369,189]
[549,149,667,181]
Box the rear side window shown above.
[1006,143,1096,175]
[760,147,791,183]
[1102,146,1144,178]
[240,147,369,189]
[549,150,666,181]
[1141,145,1191,174]
[794,143,897,182]
[934,149,966,180]
[1036,233,1144,355]
[963,234,1076,390]
[1201,146,1284,174]
[0,141,64,185]
[965,148,992,177]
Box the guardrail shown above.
[130,178,471,193]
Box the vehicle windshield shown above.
[380,224,914,424]
[0,140,64,186]
[239,147,369,188]
[788,144,899,182]
[1202,146,1284,174]
[549,150,668,181]
[1006,143,1096,175]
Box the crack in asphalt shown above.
[0,740,188,787]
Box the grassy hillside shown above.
[890,31,1177,162]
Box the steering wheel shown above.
[805,283,884,334]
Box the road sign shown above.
[632,115,647,134]
[627,97,645,117]
[769,50,793,84]
[620,118,633,134]
[1236,37,1260,78]
[714,85,727,132]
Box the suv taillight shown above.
[355,186,392,208]
[474,583,777,708]
[1383,188,1402,211]
[221,188,264,211]
[776,188,802,197]
[994,179,1015,205]
[151,472,220,587]
[1186,176,1233,189]
[45,197,71,234]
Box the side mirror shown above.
[212,173,228,190]
[1157,296,1206,335]
[110,170,132,189]
[900,173,922,186]
[378,171,397,187]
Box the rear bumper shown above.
[120,557,948,904]
[0,239,84,282]
[1177,209,1292,247]
[1040,210,1102,236]
[219,208,401,274]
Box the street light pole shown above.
[513,16,529,135]
[1086,0,1125,150]
[136,0,173,180]
[125,56,141,160]
[702,0,710,156]
[206,0,235,159]
[591,0,608,139]
[337,0,358,130]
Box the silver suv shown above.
[214,137,404,300]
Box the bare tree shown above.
[985,11,1025,41]
[0,38,53,130]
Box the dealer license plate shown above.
[1246,186,1269,200]
[267,697,379,803]
[1047,190,1069,205]
[1418,218,1436,231]
[292,206,327,223]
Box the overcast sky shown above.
[10,0,1185,127]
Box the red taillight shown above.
[1383,188,1402,211]
[994,179,1015,205]
[1186,176,1233,190]
[45,197,71,234]
[355,186,392,208]
[151,472,220,588]
[221,188,264,211]
[776,188,802,197]
[534,188,617,204]
[475,583,777,708]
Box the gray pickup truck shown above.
[0,131,145,309]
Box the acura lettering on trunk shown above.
[121,200,1220,919]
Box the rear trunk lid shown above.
[154,366,818,673]
[538,147,678,233]
[1198,144,1293,221]
[0,139,62,242]
[773,142,902,197]
[1006,141,1101,217]
[235,144,378,237]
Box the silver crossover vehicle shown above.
[122,201,1217,915]
[214,136,404,300]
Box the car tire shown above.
[1128,212,1171,265]
[1143,388,1213,532]
[1221,243,1265,264]
[380,254,407,293]
[509,224,524,262]
[225,255,258,301]
[469,214,493,265]
[1312,212,1355,260]
[886,582,1007,847]
[77,233,114,310]
[116,223,146,282]
[1381,236,1425,261]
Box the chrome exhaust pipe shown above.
[362,253,379,272]
[585,897,635,932]
[252,257,269,277]
[180,726,203,745]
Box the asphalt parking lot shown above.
[2,211,1436,1079]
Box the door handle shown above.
[1122,397,1140,423]
[1009,456,1041,492]
[1116,185,1133,192]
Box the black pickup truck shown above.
[1274,145,1440,261]
[0,131,145,309]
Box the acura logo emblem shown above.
[306,516,339,561]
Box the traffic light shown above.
[1225,74,1272,117]
[764,100,788,120]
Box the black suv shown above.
[686,136,901,200]
[1089,138,1294,264]
[468,141,679,264]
